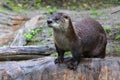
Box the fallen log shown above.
[0,46,55,60]
[0,57,120,80]
[0,55,43,61]
[0,46,55,55]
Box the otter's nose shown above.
[47,19,53,24]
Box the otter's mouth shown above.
[47,19,54,28]
[47,19,60,29]
[47,22,60,30]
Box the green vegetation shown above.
[115,34,120,40]
[3,0,23,12]
[3,0,119,12]
[51,53,57,57]
[36,42,44,46]
[48,29,53,36]
[24,33,33,41]
[11,6,23,13]
[3,0,41,12]
[65,51,71,56]
[91,15,97,19]
[90,9,103,15]
[115,25,120,29]
[104,26,112,32]
[47,7,58,14]
[115,47,120,52]
[71,6,77,10]
[0,7,10,11]
[24,28,42,42]
[51,51,71,57]
[116,0,120,4]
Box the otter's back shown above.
[74,17,106,48]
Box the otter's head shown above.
[47,12,71,31]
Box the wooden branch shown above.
[0,57,120,80]
[0,46,55,60]
[111,9,120,14]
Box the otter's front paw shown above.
[54,57,64,64]
[67,60,79,70]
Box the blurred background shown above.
[1,0,120,11]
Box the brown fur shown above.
[47,12,107,69]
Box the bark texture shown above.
[0,46,55,60]
[0,57,120,80]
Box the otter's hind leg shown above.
[94,47,106,58]
[92,35,107,58]
[91,43,106,58]
[54,44,65,64]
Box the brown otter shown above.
[47,12,107,69]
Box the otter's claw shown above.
[54,57,64,64]
[67,60,79,70]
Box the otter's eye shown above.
[64,16,69,19]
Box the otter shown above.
[47,12,107,69]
